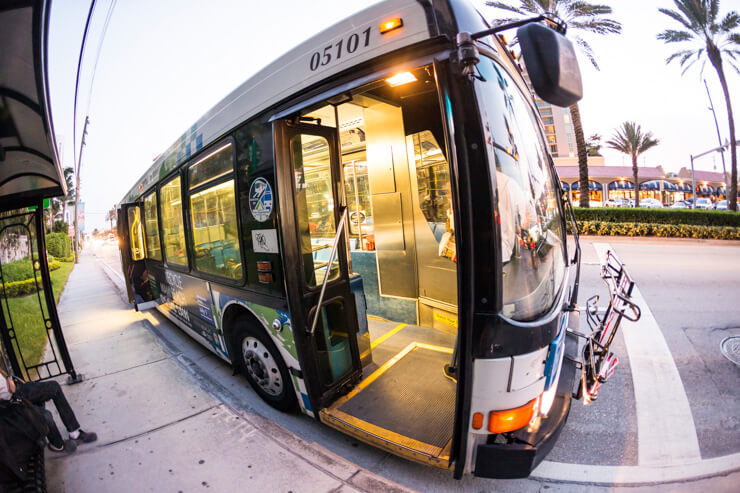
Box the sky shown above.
[47,0,740,231]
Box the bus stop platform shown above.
[44,249,410,493]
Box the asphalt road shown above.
[91,236,740,490]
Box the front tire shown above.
[233,316,297,412]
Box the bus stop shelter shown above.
[0,0,79,384]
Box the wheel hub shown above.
[241,336,283,396]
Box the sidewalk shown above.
[45,250,411,493]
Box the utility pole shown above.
[704,79,729,187]
[73,116,89,264]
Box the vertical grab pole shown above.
[308,208,347,335]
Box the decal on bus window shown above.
[252,229,279,254]
[248,177,273,222]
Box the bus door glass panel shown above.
[407,130,458,309]
[475,57,567,321]
[160,176,188,267]
[122,204,154,306]
[143,192,162,261]
[289,126,360,390]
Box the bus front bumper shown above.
[473,333,578,479]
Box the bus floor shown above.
[320,317,457,468]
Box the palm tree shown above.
[657,0,739,211]
[487,0,621,207]
[62,167,75,224]
[606,122,660,207]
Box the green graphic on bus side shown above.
[212,292,298,361]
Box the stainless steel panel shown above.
[363,99,417,300]
[367,145,396,194]
[371,193,405,251]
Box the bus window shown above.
[291,134,338,286]
[189,180,242,279]
[128,206,145,261]
[143,191,161,261]
[475,57,566,321]
[160,176,188,266]
[188,142,234,189]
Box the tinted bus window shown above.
[160,176,188,266]
[189,143,233,190]
[475,57,566,321]
[143,191,161,261]
[190,180,242,279]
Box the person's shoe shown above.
[48,439,77,453]
[74,430,97,443]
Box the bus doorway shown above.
[276,64,460,468]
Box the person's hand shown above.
[6,375,15,394]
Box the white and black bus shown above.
[117,0,635,479]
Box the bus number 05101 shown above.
[310,27,372,71]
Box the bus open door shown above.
[117,203,158,310]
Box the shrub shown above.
[572,220,740,240]
[2,258,34,283]
[45,232,71,258]
[0,260,60,297]
[574,207,740,227]
[52,220,69,233]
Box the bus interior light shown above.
[487,399,537,434]
[386,72,417,87]
[379,18,403,34]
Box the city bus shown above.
[116,0,623,479]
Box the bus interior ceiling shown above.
[302,64,460,465]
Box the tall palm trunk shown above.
[714,64,737,211]
[632,156,640,208]
[570,103,590,207]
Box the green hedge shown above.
[568,220,740,240]
[0,260,61,297]
[573,207,740,227]
[46,232,71,258]
[57,255,74,263]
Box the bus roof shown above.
[122,0,432,203]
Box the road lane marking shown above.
[593,242,701,466]
[533,452,740,485]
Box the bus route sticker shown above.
[249,178,273,222]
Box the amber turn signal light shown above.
[380,18,403,34]
[488,399,537,433]
[472,412,484,430]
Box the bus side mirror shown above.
[518,23,582,107]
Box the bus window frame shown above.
[184,138,246,285]
[142,188,163,263]
[158,170,190,272]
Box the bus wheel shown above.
[233,318,297,412]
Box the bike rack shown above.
[567,250,641,403]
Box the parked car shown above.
[716,200,728,210]
[639,198,663,208]
[670,201,687,209]
[695,198,714,210]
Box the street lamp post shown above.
[704,79,729,186]
[73,116,89,264]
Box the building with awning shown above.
[555,163,735,205]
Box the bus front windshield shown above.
[475,56,567,322]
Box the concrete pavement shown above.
[45,250,411,493]
[41,241,740,492]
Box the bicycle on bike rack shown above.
[568,249,641,404]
